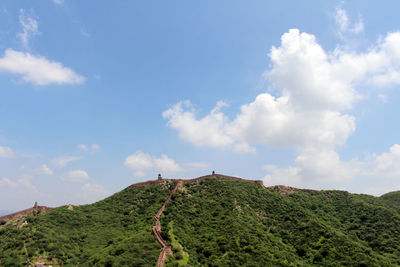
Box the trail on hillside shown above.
[153,180,182,267]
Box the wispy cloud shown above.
[335,5,364,38]
[80,28,90,38]
[21,164,53,175]
[77,144,100,152]
[17,9,39,49]
[81,183,107,195]
[52,156,80,168]
[62,169,89,182]
[53,0,64,5]
[0,175,37,192]
[0,146,15,158]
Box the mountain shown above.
[1,174,400,266]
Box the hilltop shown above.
[1,174,400,266]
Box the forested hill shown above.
[1,176,400,266]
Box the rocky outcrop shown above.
[267,185,298,195]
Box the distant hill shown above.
[0,210,13,217]
[1,175,400,266]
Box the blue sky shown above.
[1,1,400,210]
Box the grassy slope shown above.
[0,181,174,266]
[162,178,400,267]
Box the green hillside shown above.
[0,181,174,266]
[1,176,400,266]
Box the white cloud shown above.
[36,164,53,175]
[124,150,183,177]
[21,164,53,175]
[0,49,85,85]
[91,144,100,151]
[62,169,89,182]
[81,183,107,195]
[335,6,363,37]
[0,146,14,158]
[153,155,182,173]
[263,144,400,194]
[77,144,88,151]
[264,149,359,188]
[52,156,80,168]
[0,175,37,192]
[164,29,400,154]
[77,143,100,152]
[163,101,235,149]
[53,0,64,5]
[124,151,153,170]
[372,144,400,178]
[17,9,39,49]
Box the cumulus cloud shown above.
[264,144,400,194]
[0,146,14,158]
[17,9,39,49]
[153,155,182,173]
[164,29,400,154]
[264,149,360,188]
[0,49,85,85]
[124,151,182,174]
[125,151,154,170]
[62,169,89,182]
[52,156,80,168]
[371,144,400,178]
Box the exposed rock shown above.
[234,205,243,213]
[267,185,298,195]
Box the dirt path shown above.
[153,180,182,267]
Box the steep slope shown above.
[1,175,400,266]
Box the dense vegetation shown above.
[162,179,400,266]
[1,176,400,266]
[0,181,173,266]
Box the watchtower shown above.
[158,173,162,180]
